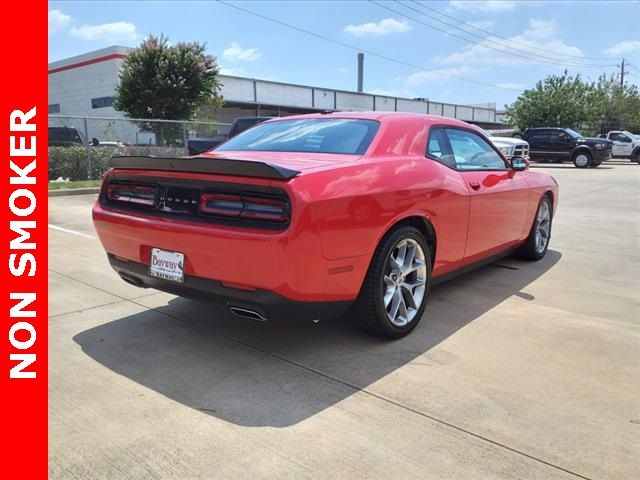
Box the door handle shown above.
[469,181,481,190]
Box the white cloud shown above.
[219,66,245,76]
[450,1,516,12]
[603,40,640,57]
[223,42,261,62]
[344,18,411,37]
[442,18,583,66]
[525,18,556,39]
[406,66,483,86]
[466,20,496,29]
[70,21,139,43]
[49,10,72,34]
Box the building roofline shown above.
[48,45,131,71]
[48,53,128,74]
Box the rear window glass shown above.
[216,118,380,155]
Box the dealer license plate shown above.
[149,248,185,283]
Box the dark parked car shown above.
[48,126,86,147]
[523,127,613,168]
[187,116,273,155]
[48,126,106,148]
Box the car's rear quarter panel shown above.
[300,158,470,277]
[295,117,474,277]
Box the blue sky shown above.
[49,1,640,109]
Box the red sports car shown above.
[93,112,558,338]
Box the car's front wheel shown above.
[518,195,553,261]
[353,226,431,339]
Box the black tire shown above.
[572,150,592,168]
[632,151,640,164]
[588,161,601,168]
[517,196,553,261]
[353,226,431,339]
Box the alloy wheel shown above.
[382,238,427,327]
[535,201,551,254]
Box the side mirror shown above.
[91,137,100,147]
[510,156,528,171]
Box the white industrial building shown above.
[48,46,503,144]
[48,46,130,117]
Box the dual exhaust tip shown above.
[117,272,268,322]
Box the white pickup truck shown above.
[605,130,640,163]
[480,129,530,161]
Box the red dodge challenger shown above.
[93,112,558,338]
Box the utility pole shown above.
[620,58,626,87]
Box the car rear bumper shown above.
[109,254,352,321]
[93,201,370,304]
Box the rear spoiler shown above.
[108,155,300,180]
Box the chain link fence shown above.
[48,115,232,182]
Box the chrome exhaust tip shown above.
[229,306,268,322]
[119,273,144,288]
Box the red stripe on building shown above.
[48,53,127,74]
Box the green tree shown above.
[114,35,221,146]
[505,71,593,130]
[587,74,640,133]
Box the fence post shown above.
[182,121,188,155]
[83,117,92,179]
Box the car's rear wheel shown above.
[518,196,552,261]
[353,226,431,339]
[573,151,592,168]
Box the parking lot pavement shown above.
[49,162,640,480]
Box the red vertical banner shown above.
[1,1,48,478]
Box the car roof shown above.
[265,111,477,128]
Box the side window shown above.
[528,130,548,143]
[426,127,456,169]
[445,129,507,170]
[549,130,563,142]
[610,133,629,142]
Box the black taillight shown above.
[241,196,289,222]
[199,193,243,217]
[107,182,156,207]
[200,192,289,223]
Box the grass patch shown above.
[48,180,101,190]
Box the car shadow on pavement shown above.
[74,250,561,428]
